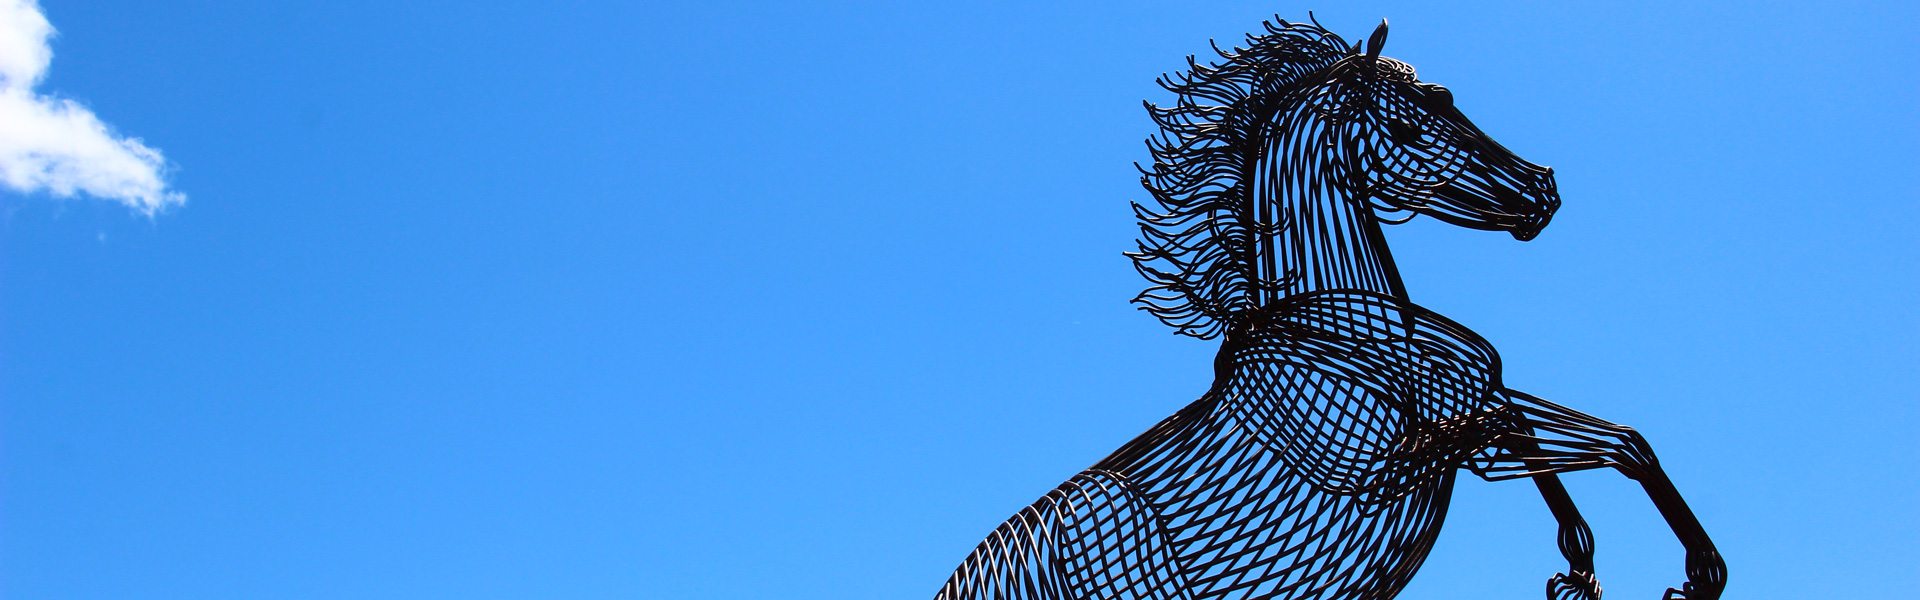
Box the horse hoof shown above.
[1661,581,1723,600]
[1668,547,1726,600]
[1547,571,1600,600]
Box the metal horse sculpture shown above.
[936,17,1724,600]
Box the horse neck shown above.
[1259,145,1408,304]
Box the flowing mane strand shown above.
[1128,18,1359,339]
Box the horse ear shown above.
[1365,19,1389,59]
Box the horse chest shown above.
[1219,292,1504,503]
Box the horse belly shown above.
[936,470,1185,600]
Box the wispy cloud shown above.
[0,0,182,214]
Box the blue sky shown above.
[2,1,1914,598]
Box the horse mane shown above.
[1127,18,1362,340]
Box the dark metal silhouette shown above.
[935,16,1725,600]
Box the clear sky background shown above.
[3,1,1914,598]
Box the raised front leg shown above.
[1471,390,1725,600]
[1471,425,1599,600]
[1534,470,1601,600]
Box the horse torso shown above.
[1042,290,1508,599]
[941,291,1513,600]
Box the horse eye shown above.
[1419,85,1454,109]
[1388,118,1423,145]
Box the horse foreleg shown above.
[1471,390,1725,600]
[1514,445,1600,600]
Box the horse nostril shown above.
[1510,211,1552,241]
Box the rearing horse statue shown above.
[936,17,1725,600]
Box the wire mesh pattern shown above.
[936,16,1724,600]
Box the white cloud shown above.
[0,0,182,214]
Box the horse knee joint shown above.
[1687,548,1727,586]
[1558,520,1594,560]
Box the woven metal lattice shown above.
[935,16,1724,600]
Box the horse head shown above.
[1132,18,1563,338]
[1319,20,1561,240]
